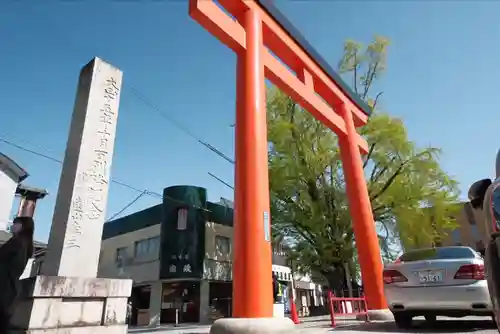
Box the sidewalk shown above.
[128,323,211,334]
[127,315,374,333]
[295,315,375,333]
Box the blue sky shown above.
[1,0,499,242]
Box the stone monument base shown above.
[10,276,132,333]
[209,317,295,334]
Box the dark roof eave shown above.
[0,153,29,183]
[256,0,372,117]
[16,184,49,199]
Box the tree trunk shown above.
[344,263,353,297]
[322,265,347,297]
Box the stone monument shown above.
[10,57,132,333]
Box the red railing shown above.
[327,291,369,328]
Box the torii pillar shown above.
[189,0,390,333]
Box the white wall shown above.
[19,255,45,279]
[20,258,35,279]
[0,170,17,231]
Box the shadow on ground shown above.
[339,319,496,333]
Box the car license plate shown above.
[418,270,444,283]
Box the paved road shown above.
[128,316,498,333]
[317,317,498,334]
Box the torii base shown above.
[356,309,394,321]
[209,317,296,334]
[9,276,132,333]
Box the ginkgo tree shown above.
[268,36,460,294]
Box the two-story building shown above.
[440,201,487,253]
[97,185,296,326]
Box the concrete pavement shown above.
[297,316,498,333]
[127,316,498,333]
[330,317,497,333]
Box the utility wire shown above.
[202,142,235,164]
[5,8,231,215]
[106,190,147,222]
[0,135,153,221]
[208,172,234,190]
[0,136,160,197]
[24,6,235,166]
[127,87,235,164]
[0,137,61,164]
[0,136,211,212]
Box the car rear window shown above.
[399,247,475,262]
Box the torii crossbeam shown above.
[189,0,387,321]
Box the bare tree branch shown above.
[353,53,359,95]
[369,151,431,202]
[363,143,376,168]
[372,92,384,110]
[362,61,379,99]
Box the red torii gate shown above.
[189,0,386,318]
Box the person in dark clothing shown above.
[467,150,500,332]
[272,273,277,302]
[272,273,283,303]
[0,216,34,333]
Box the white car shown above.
[383,246,493,328]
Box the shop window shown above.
[215,236,231,257]
[161,282,200,323]
[134,236,160,259]
[116,247,128,264]
[177,208,188,230]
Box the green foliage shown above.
[268,36,459,289]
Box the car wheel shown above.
[425,315,437,323]
[394,313,413,329]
